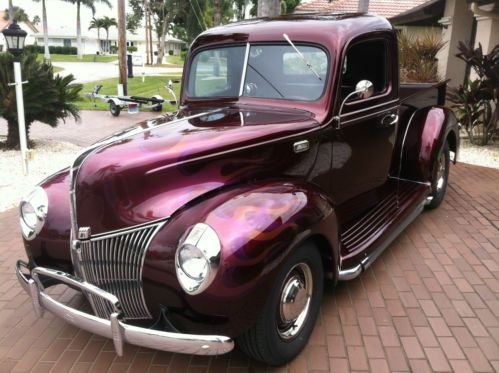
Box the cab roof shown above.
[191,13,394,50]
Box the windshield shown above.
[187,44,329,101]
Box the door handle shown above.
[380,113,398,127]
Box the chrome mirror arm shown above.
[333,89,364,130]
[333,79,374,129]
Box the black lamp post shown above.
[2,19,27,61]
[2,19,29,174]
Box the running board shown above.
[338,196,426,282]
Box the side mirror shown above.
[334,79,374,129]
[355,79,374,99]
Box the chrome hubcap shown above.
[436,152,446,192]
[277,263,313,340]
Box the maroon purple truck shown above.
[16,13,459,365]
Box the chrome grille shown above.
[78,222,163,320]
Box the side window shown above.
[341,39,388,100]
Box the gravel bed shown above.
[458,140,499,169]
[0,139,82,212]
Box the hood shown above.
[74,106,319,234]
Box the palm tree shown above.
[0,52,82,148]
[101,16,117,54]
[63,0,112,60]
[32,0,50,60]
[3,6,30,22]
[88,17,105,53]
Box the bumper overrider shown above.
[15,260,234,356]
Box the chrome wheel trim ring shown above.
[277,262,313,341]
[436,152,446,192]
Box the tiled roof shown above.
[295,0,431,19]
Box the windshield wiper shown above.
[283,33,322,81]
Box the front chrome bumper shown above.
[15,260,234,356]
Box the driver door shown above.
[331,35,399,220]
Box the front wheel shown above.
[426,142,450,210]
[237,242,324,366]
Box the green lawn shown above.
[38,54,118,63]
[78,75,182,112]
[166,54,185,66]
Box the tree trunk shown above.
[117,0,127,94]
[106,30,109,53]
[77,1,83,59]
[145,3,149,65]
[257,0,280,17]
[8,0,13,21]
[42,0,50,60]
[148,12,153,64]
[214,0,222,26]
[97,29,101,53]
[156,16,168,64]
[358,0,369,12]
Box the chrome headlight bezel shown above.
[19,186,48,241]
[175,223,221,295]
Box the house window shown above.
[63,39,72,47]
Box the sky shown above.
[3,0,136,38]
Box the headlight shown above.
[19,186,48,240]
[175,223,221,295]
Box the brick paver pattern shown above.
[0,163,498,372]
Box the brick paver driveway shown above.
[0,163,498,372]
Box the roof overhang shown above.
[389,0,444,25]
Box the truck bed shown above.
[400,81,447,109]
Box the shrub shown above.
[399,31,445,83]
[110,45,118,54]
[448,43,498,145]
[0,51,82,148]
[127,46,138,53]
[180,49,187,61]
[168,50,174,56]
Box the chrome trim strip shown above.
[338,105,400,127]
[16,263,234,357]
[239,42,250,96]
[388,176,431,186]
[397,108,422,180]
[337,199,425,281]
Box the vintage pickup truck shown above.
[16,13,459,365]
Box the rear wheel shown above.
[426,142,450,210]
[237,242,323,366]
[109,101,121,116]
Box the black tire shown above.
[109,101,121,117]
[426,142,450,210]
[237,242,324,366]
[152,104,163,112]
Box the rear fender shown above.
[398,107,459,182]
[142,180,338,337]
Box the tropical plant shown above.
[88,17,106,53]
[398,31,445,83]
[101,16,117,54]
[448,42,499,145]
[2,6,30,23]
[62,0,112,59]
[0,52,82,148]
[32,15,41,25]
[33,0,50,60]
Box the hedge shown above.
[25,45,78,55]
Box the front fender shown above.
[399,106,459,182]
[142,180,338,338]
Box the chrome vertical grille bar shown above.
[77,221,165,320]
